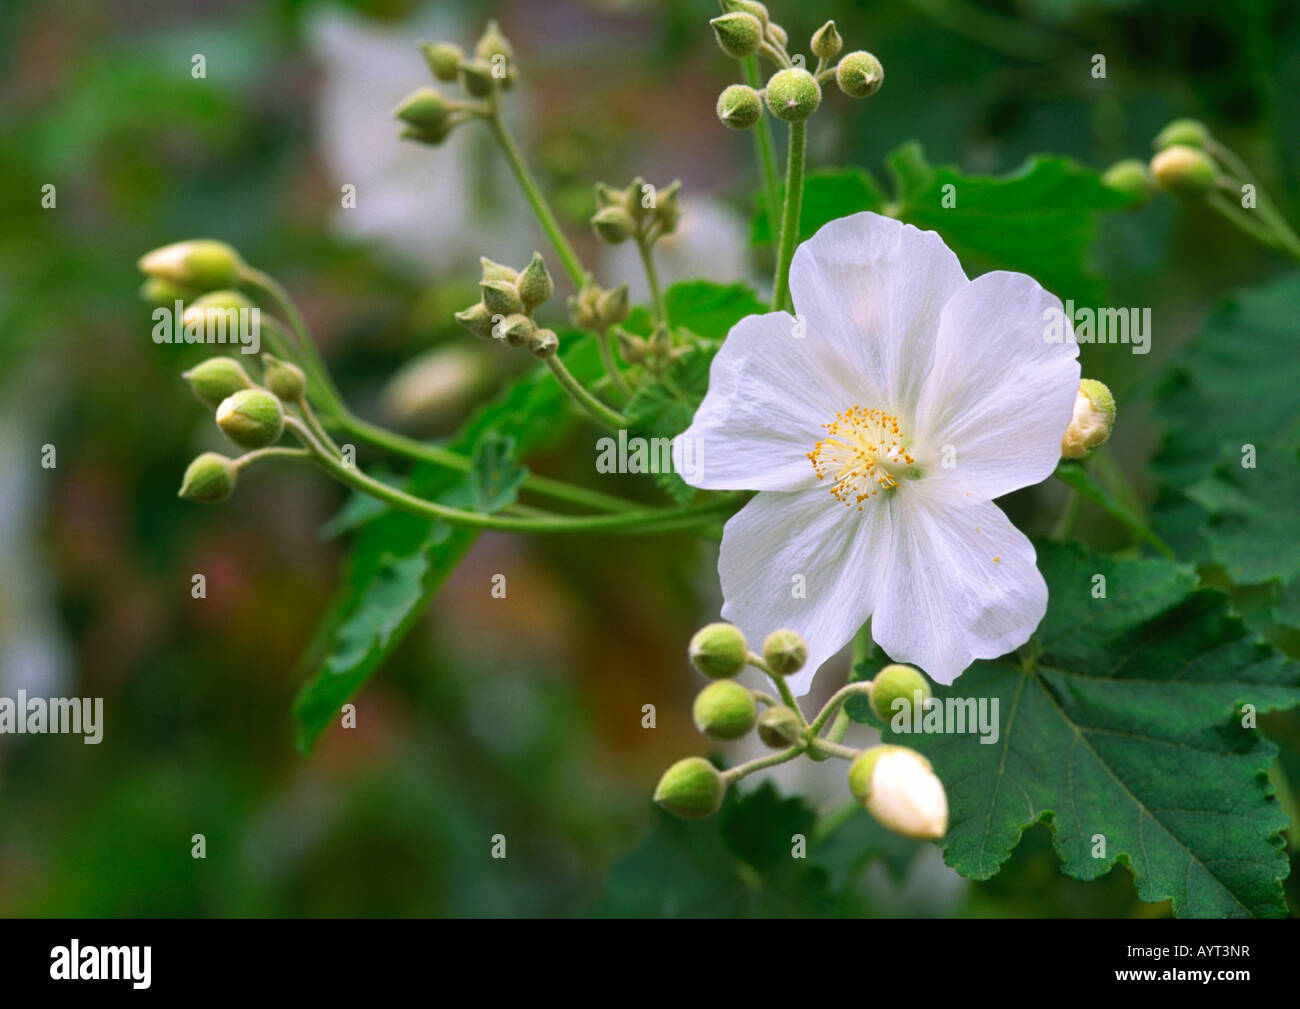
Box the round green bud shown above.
[498,313,534,348]
[178,452,238,504]
[767,22,788,48]
[216,388,285,449]
[765,68,821,122]
[454,302,494,340]
[139,239,244,292]
[182,356,254,410]
[180,290,256,344]
[459,58,495,98]
[261,354,306,401]
[528,327,559,358]
[1153,117,1209,151]
[1061,378,1116,459]
[393,87,450,131]
[398,121,454,147]
[590,204,635,244]
[757,705,803,749]
[1102,158,1155,206]
[653,756,726,820]
[516,252,553,312]
[762,629,807,677]
[479,256,518,284]
[710,12,763,59]
[420,41,464,82]
[139,276,194,308]
[479,279,524,318]
[693,680,758,740]
[835,50,884,99]
[1150,144,1216,198]
[870,663,932,724]
[717,84,763,130]
[811,20,842,61]
[688,622,749,678]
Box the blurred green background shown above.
[1,0,1297,917]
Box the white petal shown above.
[914,271,1080,501]
[868,749,948,839]
[673,311,850,492]
[789,212,968,419]
[717,487,892,695]
[871,495,1046,685]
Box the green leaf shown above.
[850,541,1300,917]
[469,432,528,514]
[1152,271,1300,621]
[622,280,767,342]
[1054,460,1174,557]
[752,145,1132,304]
[293,336,606,753]
[623,346,715,504]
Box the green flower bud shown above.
[710,12,763,59]
[393,87,450,132]
[139,239,245,292]
[593,181,627,210]
[870,663,932,724]
[591,205,635,244]
[139,276,194,308]
[1102,158,1155,206]
[1153,117,1209,151]
[653,756,726,820]
[688,622,748,679]
[757,705,803,749]
[568,285,601,330]
[835,50,884,99]
[480,279,524,318]
[528,327,559,358]
[765,67,821,122]
[1150,144,1216,198]
[516,252,553,312]
[766,22,788,48]
[722,0,769,27]
[178,452,238,504]
[596,284,630,329]
[848,746,947,840]
[624,176,653,222]
[762,629,807,677]
[479,256,518,284]
[652,180,683,235]
[216,388,285,449]
[717,84,763,130]
[180,290,257,344]
[182,356,254,410]
[475,19,515,85]
[811,20,842,61]
[261,353,306,401]
[498,313,534,348]
[459,58,495,98]
[693,680,758,740]
[1061,378,1116,459]
[455,302,495,340]
[420,41,464,82]
[614,326,648,364]
[399,121,455,147]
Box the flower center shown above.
[807,406,914,509]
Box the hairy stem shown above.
[771,119,806,312]
[742,54,782,248]
[545,355,630,430]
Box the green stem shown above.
[771,119,806,312]
[721,745,804,784]
[1207,191,1294,256]
[742,54,782,242]
[806,737,860,762]
[808,682,873,738]
[296,396,342,458]
[596,328,632,400]
[336,413,638,514]
[811,800,862,845]
[288,417,737,535]
[487,111,586,287]
[748,651,807,726]
[545,355,630,430]
[636,237,668,325]
[234,446,309,469]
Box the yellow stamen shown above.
[807,405,914,510]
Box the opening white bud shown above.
[848,746,948,840]
[1060,378,1116,459]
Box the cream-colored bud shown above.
[848,746,948,840]
[1060,378,1116,459]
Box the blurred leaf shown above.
[623,280,766,341]
[293,337,605,752]
[469,432,528,514]
[849,541,1300,917]
[752,168,887,246]
[624,346,715,504]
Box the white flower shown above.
[673,212,1080,693]
[854,746,949,840]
